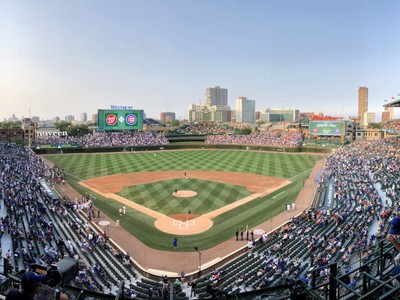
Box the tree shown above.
[367,122,382,129]
[169,119,181,127]
[256,120,266,126]
[55,121,71,132]
[0,121,22,128]
[87,120,97,126]
[68,125,89,137]
[241,127,252,135]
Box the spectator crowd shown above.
[34,131,169,148]
[205,131,303,147]
[383,119,400,133]
[171,124,235,135]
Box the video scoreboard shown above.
[98,109,143,131]
[309,121,345,136]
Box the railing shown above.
[303,241,397,300]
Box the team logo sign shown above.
[106,114,117,125]
[313,128,318,133]
[126,114,137,125]
[335,128,340,134]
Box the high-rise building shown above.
[363,111,375,127]
[31,116,40,123]
[65,115,75,122]
[205,86,228,107]
[188,86,231,123]
[209,105,232,123]
[387,107,394,120]
[91,114,98,124]
[236,97,255,124]
[358,87,368,125]
[259,108,299,123]
[53,116,60,123]
[160,112,176,124]
[188,104,211,123]
[382,110,391,123]
[81,112,88,123]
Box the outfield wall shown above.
[33,143,331,155]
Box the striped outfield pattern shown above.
[46,150,322,251]
[48,150,318,180]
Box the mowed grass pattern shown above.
[49,150,317,180]
[117,178,252,215]
[45,150,322,251]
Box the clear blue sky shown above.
[1,0,399,121]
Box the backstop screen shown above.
[98,109,143,131]
[309,121,345,136]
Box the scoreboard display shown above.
[309,121,345,136]
[98,109,143,131]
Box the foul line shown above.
[273,191,285,199]
[288,168,313,181]
[64,171,85,182]
[64,171,111,197]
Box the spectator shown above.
[6,271,68,300]
[173,238,178,250]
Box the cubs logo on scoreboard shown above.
[125,114,137,126]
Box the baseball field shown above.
[45,150,322,252]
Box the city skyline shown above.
[1,1,400,121]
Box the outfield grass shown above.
[45,150,322,251]
[117,178,252,215]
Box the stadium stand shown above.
[34,131,169,148]
[0,136,400,299]
[169,124,235,135]
[383,119,400,134]
[205,131,303,147]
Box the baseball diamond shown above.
[45,150,321,255]
[79,171,291,235]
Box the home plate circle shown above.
[173,190,197,197]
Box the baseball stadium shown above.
[0,114,400,300]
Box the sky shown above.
[1,0,400,121]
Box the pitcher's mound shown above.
[173,190,197,197]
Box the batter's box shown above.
[172,219,196,230]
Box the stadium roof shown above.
[383,99,400,108]
[143,118,163,126]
